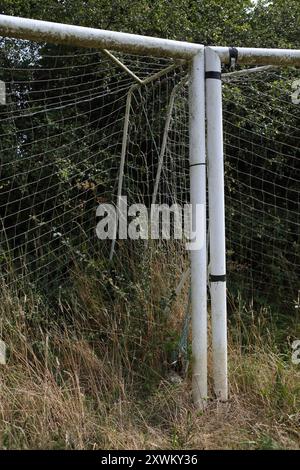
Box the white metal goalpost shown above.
[0,14,299,409]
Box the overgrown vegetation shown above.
[0,0,299,450]
[0,256,299,449]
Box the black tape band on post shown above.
[189,162,206,168]
[205,71,221,80]
[209,274,226,283]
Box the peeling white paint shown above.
[1,15,300,65]
[0,15,202,59]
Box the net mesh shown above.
[0,38,299,312]
[223,68,300,309]
[0,39,189,291]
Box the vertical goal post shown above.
[0,15,300,409]
[205,47,227,401]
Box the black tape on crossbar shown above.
[228,47,238,69]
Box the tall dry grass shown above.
[0,251,299,449]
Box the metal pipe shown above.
[109,86,133,262]
[110,63,178,261]
[211,46,300,66]
[189,50,207,409]
[222,65,278,81]
[1,15,299,65]
[103,50,143,84]
[151,76,188,206]
[205,47,228,401]
[0,14,202,59]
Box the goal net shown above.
[0,37,299,316]
[0,39,190,295]
[223,67,299,311]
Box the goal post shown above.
[205,47,228,401]
[189,51,207,408]
[0,14,299,410]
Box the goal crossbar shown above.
[0,14,202,59]
[1,15,300,65]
